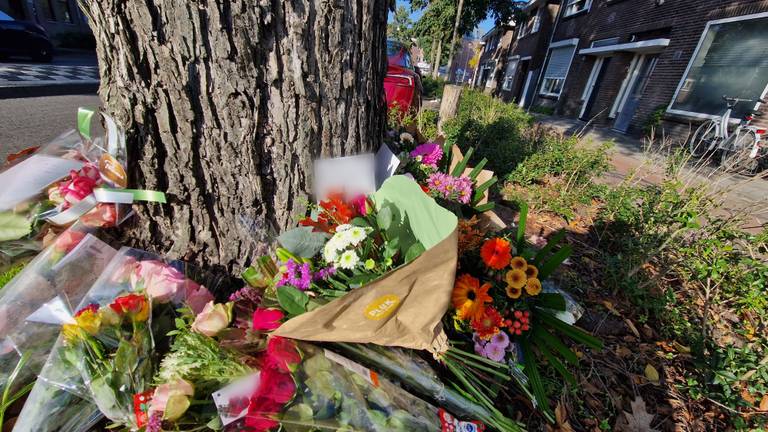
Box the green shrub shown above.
[502,136,612,219]
[529,105,555,116]
[421,76,445,99]
[416,109,439,141]
[442,90,534,174]
[642,105,667,138]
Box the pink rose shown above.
[52,229,86,255]
[185,283,214,315]
[149,379,194,421]
[251,308,284,332]
[81,203,118,228]
[191,301,232,337]
[132,260,187,303]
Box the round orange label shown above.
[99,153,127,188]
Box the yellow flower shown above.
[505,269,527,289]
[75,308,102,335]
[509,256,527,270]
[506,285,522,299]
[525,264,538,279]
[525,278,542,296]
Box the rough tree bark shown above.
[431,34,443,78]
[80,0,390,275]
[444,0,464,83]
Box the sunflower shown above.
[480,238,512,270]
[505,269,527,289]
[506,285,522,299]
[525,264,539,279]
[509,256,527,270]
[525,278,542,296]
[471,306,503,339]
[452,274,492,321]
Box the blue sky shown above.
[392,0,495,38]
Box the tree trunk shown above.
[431,35,443,78]
[438,84,462,135]
[444,0,464,83]
[80,0,389,275]
[429,37,438,74]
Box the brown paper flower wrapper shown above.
[274,228,458,352]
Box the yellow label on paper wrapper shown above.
[363,294,400,321]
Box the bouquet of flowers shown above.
[391,132,497,214]
[446,205,602,420]
[13,247,217,431]
[0,222,116,428]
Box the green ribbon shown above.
[100,187,167,204]
[77,107,95,140]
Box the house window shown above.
[502,58,519,91]
[517,9,540,39]
[482,61,497,88]
[591,37,619,48]
[564,0,591,17]
[669,13,768,119]
[540,42,578,97]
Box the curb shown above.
[0,81,99,99]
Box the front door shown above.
[512,59,530,104]
[613,54,659,133]
[579,57,610,120]
[519,69,538,108]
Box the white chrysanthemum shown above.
[330,231,353,250]
[347,226,368,246]
[323,239,340,263]
[338,250,360,270]
[335,224,353,232]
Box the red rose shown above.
[265,337,300,372]
[74,303,99,318]
[260,367,296,405]
[109,293,149,321]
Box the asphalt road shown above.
[0,93,101,162]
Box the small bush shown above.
[529,105,555,116]
[502,135,612,219]
[643,105,667,138]
[442,90,534,174]
[416,109,439,141]
[421,76,445,99]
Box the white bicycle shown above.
[688,96,767,175]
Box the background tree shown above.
[79,0,390,276]
[387,5,414,44]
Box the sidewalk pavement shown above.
[0,52,99,98]
[533,114,767,229]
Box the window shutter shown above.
[544,45,576,79]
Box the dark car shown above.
[0,10,53,62]
[384,40,422,115]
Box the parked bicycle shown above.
[688,95,767,175]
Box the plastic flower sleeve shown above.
[0,222,116,400]
[330,343,524,432]
[225,340,456,432]
[16,247,222,430]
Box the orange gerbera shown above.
[525,264,539,279]
[471,306,503,339]
[509,256,527,270]
[480,238,511,270]
[452,274,492,321]
[525,278,542,296]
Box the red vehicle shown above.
[384,40,422,115]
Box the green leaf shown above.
[473,202,495,213]
[536,293,567,311]
[277,226,330,258]
[537,343,577,386]
[532,230,566,266]
[521,339,555,421]
[376,204,394,231]
[405,241,426,262]
[351,217,370,227]
[531,326,578,365]
[516,202,528,248]
[0,212,31,242]
[538,244,573,280]
[536,309,603,350]
[451,147,474,176]
[114,339,138,373]
[472,177,497,204]
[467,157,488,181]
[277,286,309,316]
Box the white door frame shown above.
[519,70,535,107]
[579,57,605,119]
[610,54,645,118]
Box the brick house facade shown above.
[474,23,516,92]
[499,0,768,139]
